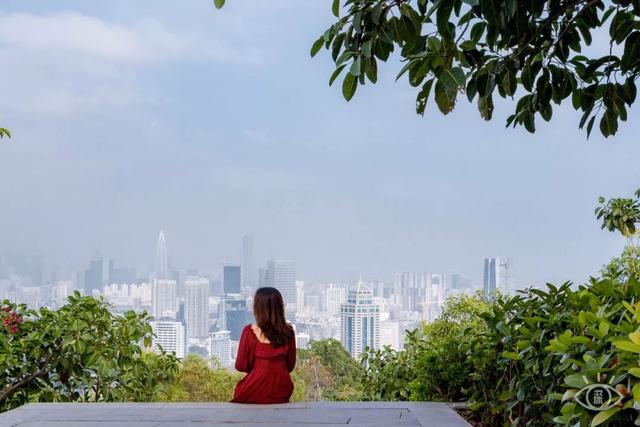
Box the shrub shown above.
[0,292,178,412]
[466,278,640,426]
[297,338,364,401]
[360,293,490,402]
[160,355,242,401]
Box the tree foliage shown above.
[159,355,243,402]
[219,0,640,138]
[360,293,490,402]
[0,128,9,139]
[0,292,179,412]
[297,338,364,400]
[316,0,640,138]
[596,188,640,237]
[602,245,640,282]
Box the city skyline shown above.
[0,1,638,288]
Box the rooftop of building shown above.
[0,402,470,427]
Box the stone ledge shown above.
[0,402,471,427]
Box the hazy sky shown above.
[0,1,638,286]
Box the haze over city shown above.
[1,0,638,286]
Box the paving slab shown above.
[0,402,470,427]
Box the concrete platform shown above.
[0,402,471,427]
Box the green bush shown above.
[297,338,364,401]
[360,271,640,426]
[160,355,242,401]
[360,293,490,402]
[0,292,178,412]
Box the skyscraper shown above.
[326,285,347,315]
[241,234,255,291]
[156,230,168,280]
[423,274,448,322]
[185,277,210,338]
[340,280,380,359]
[152,279,177,319]
[210,330,231,368]
[483,257,512,295]
[150,318,186,359]
[223,265,241,294]
[221,293,249,340]
[393,272,430,312]
[263,260,296,320]
[84,255,103,296]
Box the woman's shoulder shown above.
[241,324,255,337]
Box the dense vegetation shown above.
[0,293,178,412]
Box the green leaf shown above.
[564,373,591,388]
[436,0,455,40]
[478,96,494,120]
[342,73,358,101]
[599,110,618,137]
[350,57,362,76]
[310,37,325,58]
[501,70,516,97]
[591,408,619,426]
[329,64,347,86]
[586,116,596,139]
[365,58,378,83]
[614,340,640,353]
[416,79,434,116]
[438,67,466,91]
[332,0,340,17]
[213,0,225,9]
[501,351,519,360]
[434,80,456,114]
[634,383,640,402]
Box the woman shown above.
[231,287,296,404]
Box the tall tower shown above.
[340,279,380,359]
[484,257,512,295]
[156,230,168,280]
[241,234,254,291]
[263,260,296,320]
[185,277,210,339]
[223,265,241,294]
[152,279,177,319]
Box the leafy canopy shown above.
[218,0,640,138]
[0,292,178,411]
[596,188,640,237]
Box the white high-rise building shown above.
[296,332,310,350]
[263,260,296,320]
[326,285,346,315]
[210,330,231,368]
[150,318,186,359]
[423,274,448,323]
[340,280,380,359]
[483,257,512,295]
[241,234,255,291]
[152,279,177,319]
[156,230,168,280]
[185,277,210,338]
[296,281,305,316]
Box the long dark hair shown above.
[253,287,294,348]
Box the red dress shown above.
[231,324,297,404]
